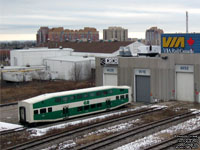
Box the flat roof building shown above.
[103,27,128,42]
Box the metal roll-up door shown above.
[176,72,194,102]
[136,75,150,103]
[103,67,118,86]
[103,74,117,86]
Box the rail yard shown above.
[1,100,200,150]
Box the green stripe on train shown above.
[33,88,128,109]
[34,98,128,120]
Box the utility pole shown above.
[186,11,188,33]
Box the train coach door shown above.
[106,99,111,110]
[19,107,26,123]
[63,106,69,118]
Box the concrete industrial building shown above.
[95,54,200,103]
[103,27,128,41]
[8,41,146,82]
[145,27,164,45]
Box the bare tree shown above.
[84,62,95,85]
[85,62,92,80]
[70,63,82,82]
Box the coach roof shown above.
[22,86,130,104]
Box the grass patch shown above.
[0,80,94,104]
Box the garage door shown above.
[136,75,150,103]
[176,72,194,102]
[103,74,117,86]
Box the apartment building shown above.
[145,27,164,45]
[103,27,128,41]
[36,27,49,44]
[36,27,99,44]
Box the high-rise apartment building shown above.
[36,27,99,44]
[145,27,164,45]
[103,27,128,41]
[36,27,49,44]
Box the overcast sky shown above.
[0,0,200,41]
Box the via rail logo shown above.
[161,34,200,53]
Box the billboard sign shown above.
[161,33,200,53]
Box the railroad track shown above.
[145,127,200,150]
[5,107,164,150]
[76,111,200,150]
[0,102,18,107]
[0,127,26,136]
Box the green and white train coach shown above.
[18,86,131,124]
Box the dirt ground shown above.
[0,80,94,104]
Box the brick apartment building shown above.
[36,27,49,44]
[36,27,99,44]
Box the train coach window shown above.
[70,96,75,100]
[91,104,96,109]
[77,107,83,112]
[103,91,108,95]
[120,89,124,92]
[96,91,101,96]
[120,95,124,99]
[97,103,102,108]
[63,97,68,102]
[77,94,82,99]
[40,108,46,114]
[116,96,119,100]
[84,105,89,110]
[126,94,128,99]
[108,90,113,94]
[48,107,52,112]
[55,97,61,103]
[83,94,88,98]
[90,93,95,97]
[34,110,38,115]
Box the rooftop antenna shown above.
[186,11,188,33]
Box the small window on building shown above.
[103,91,108,95]
[63,97,68,102]
[48,107,52,112]
[84,105,89,110]
[120,95,124,99]
[77,107,83,112]
[40,108,46,114]
[97,103,102,108]
[77,94,82,99]
[126,94,128,99]
[91,104,96,109]
[96,91,101,96]
[55,97,61,103]
[116,96,119,100]
[34,110,38,115]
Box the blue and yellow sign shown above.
[161,33,200,53]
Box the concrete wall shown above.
[96,54,200,102]
[44,59,92,80]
